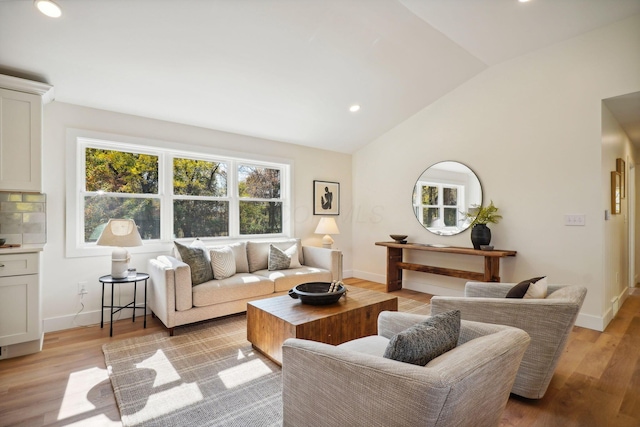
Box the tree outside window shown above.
[82,144,288,244]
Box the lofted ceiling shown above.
[1,0,639,153]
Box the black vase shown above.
[471,224,491,249]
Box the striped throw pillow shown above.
[210,246,236,279]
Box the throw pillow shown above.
[210,246,236,279]
[383,310,461,366]
[174,241,214,286]
[524,276,548,299]
[172,238,210,262]
[505,276,546,298]
[285,244,302,268]
[268,244,291,271]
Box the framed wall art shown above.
[611,171,621,215]
[616,158,625,199]
[313,180,340,215]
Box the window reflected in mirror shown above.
[412,161,482,236]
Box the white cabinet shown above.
[0,75,53,192]
[0,251,42,358]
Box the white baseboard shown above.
[576,312,605,332]
[403,280,464,297]
[44,306,147,333]
[351,270,386,284]
[342,269,354,279]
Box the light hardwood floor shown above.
[0,278,639,426]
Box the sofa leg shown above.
[169,327,174,337]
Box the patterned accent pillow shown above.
[210,246,236,279]
[172,238,210,262]
[383,310,461,366]
[506,276,546,298]
[268,244,291,271]
[174,241,214,286]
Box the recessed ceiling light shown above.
[518,0,531,3]
[34,0,62,18]
[349,105,361,113]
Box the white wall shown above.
[352,15,640,330]
[42,102,352,331]
[601,103,636,324]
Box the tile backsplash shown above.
[0,192,46,245]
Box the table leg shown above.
[484,257,501,282]
[132,281,137,323]
[100,281,105,329]
[386,247,403,292]
[143,278,147,328]
[110,283,114,337]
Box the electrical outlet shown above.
[78,281,88,295]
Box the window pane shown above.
[240,201,282,234]
[238,165,280,199]
[421,186,438,205]
[85,148,158,194]
[173,158,227,197]
[423,207,439,227]
[444,208,457,226]
[174,200,229,238]
[84,196,160,242]
[443,188,457,206]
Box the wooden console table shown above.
[375,242,516,292]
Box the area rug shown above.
[103,296,430,426]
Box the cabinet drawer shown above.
[0,253,39,277]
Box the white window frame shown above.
[414,181,465,228]
[65,129,292,258]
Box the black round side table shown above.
[99,273,149,337]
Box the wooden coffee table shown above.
[247,285,398,365]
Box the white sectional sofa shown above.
[148,238,342,335]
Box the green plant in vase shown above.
[464,201,502,249]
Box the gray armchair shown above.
[430,282,587,399]
[282,311,530,427]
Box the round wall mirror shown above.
[412,161,482,236]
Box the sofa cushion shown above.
[210,246,236,279]
[337,335,390,357]
[506,276,546,298]
[383,310,461,366]
[174,241,214,286]
[254,266,332,292]
[192,273,275,307]
[247,239,303,273]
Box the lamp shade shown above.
[96,219,143,247]
[96,219,143,279]
[315,217,340,249]
[314,217,340,235]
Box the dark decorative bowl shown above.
[288,282,346,305]
[0,238,5,246]
[390,234,408,243]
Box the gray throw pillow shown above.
[268,244,291,271]
[383,310,461,366]
[174,241,214,286]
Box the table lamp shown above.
[96,219,143,279]
[315,217,340,249]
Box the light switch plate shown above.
[564,214,586,226]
